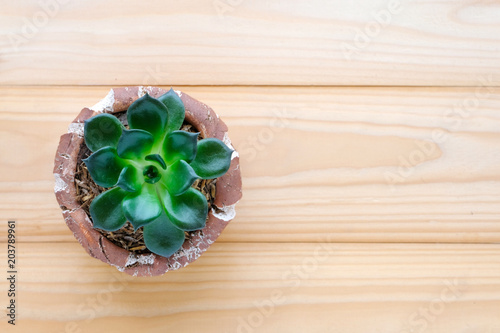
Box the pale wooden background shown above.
[1,1,500,332]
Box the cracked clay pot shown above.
[53,86,242,276]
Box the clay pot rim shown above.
[54,86,242,277]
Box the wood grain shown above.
[1,242,499,333]
[1,1,500,332]
[0,86,499,243]
[1,0,500,86]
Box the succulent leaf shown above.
[122,183,162,230]
[89,187,128,231]
[162,131,199,165]
[190,138,233,179]
[117,129,154,160]
[143,211,185,257]
[163,160,198,196]
[116,165,143,192]
[127,93,169,138]
[145,154,167,169]
[161,187,208,231]
[158,88,185,133]
[83,147,125,188]
[84,113,124,152]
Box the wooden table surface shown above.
[1,1,500,332]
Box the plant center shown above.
[143,165,161,184]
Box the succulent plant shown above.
[83,89,233,257]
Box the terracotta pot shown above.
[53,86,242,276]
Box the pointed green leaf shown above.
[89,187,128,231]
[116,165,143,192]
[162,131,198,165]
[143,211,185,257]
[190,138,233,179]
[122,183,162,230]
[83,147,125,188]
[160,186,207,231]
[84,113,123,152]
[158,88,185,133]
[117,129,154,160]
[145,154,166,169]
[127,93,169,138]
[163,160,198,196]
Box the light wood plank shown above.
[1,1,500,86]
[1,86,500,243]
[1,242,499,333]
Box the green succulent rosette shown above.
[83,89,233,257]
